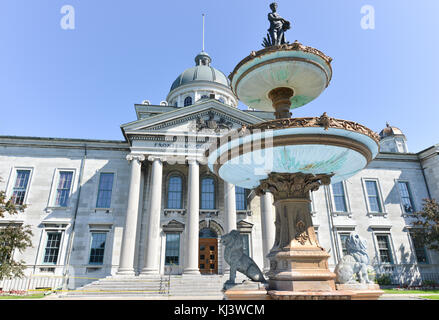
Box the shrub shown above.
[375,273,392,286]
[422,280,437,287]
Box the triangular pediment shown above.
[162,219,185,232]
[121,100,264,137]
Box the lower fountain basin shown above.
[207,117,380,189]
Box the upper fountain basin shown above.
[229,42,333,112]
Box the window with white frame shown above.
[397,181,414,214]
[165,233,180,265]
[235,186,248,211]
[0,229,12,264]
[54,171,74,207]
[96,173,114,208]
[167,175,183,209]
[11,169,31,205]
[43,232,62,265]
[89,232,107,265]
[364,180,383,213]
[339,233,351,257]
[376,234,393,264]
[200,177,215,209]
[332,182,348,212]
[409,231,428,264]
[241,233,250,257]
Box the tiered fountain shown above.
[206,3,383,300]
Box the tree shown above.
[411,198,439,251]
[0,178,33,280]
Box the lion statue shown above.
[221,230,266,284]
[334,232,372,284]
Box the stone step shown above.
[83,282,164,287]
[65,274,237,297]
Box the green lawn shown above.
[419,295,439,300]
[0,293,46,299]
[383,289,439,294]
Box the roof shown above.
[379,123,405,139]
[169,51,230,92]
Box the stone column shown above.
[140,157,163,276]
[224,181,237,233]
[223,181,237,273]
[183,158,200,275]
[117,154,145,276]
[256,172,336,292]
[260,192,275,273]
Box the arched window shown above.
[199,228,217,239]
[201,177,215,209]
[235,186,248,210]
[167,175,183,209]
[218,97,225,104]
[184,96,192,107]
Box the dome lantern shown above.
[379,122,408,153]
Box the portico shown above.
[117,98,273,277]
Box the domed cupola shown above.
[379,122,409,153]
[166,51,238,108]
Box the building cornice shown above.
[373,152,420,162]
[0,135,129,151]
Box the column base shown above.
[115,268,136,276]
[183,269,201,276]
[139,268,160,276]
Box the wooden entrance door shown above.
[199,238,218,274]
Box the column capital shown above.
[186,157,199,165]
[126,154,146,162]
[147,155,165,163]
[255,172,333,201]
[186,155,207,165]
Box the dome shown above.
[169,51,230,92]
[379,123,405,140]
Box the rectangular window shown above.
[0,237,11,263]
[339,233,351,257]
[241,233,250,257]
[332,182,347,212]
[376,235,393,264]
[201,178,215,210]
[96,173,114,208]
[365,180,383,213]
[167,176,182,209]
[55,171,73,207]
[89,233,107,265]
[410,232,428,264]
[43,232,62,265]
[12,170,31,205]
[397,181,414,213]
[235,187,248,211]
[165,233,180,265]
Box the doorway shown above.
[199,228,218,274]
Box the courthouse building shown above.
[1,50,439,289]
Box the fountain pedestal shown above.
[256,173,336,292]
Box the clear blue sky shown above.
[0,0,438,152]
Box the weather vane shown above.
[263,2,292,47]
